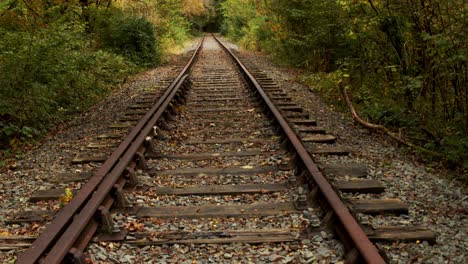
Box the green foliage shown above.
[220,0,257,41]
[441,135,468,172]
[272,1,348,70]
[113,0,192,53]
[0,23,131,149]
[0,0,198,152]
[146,0,190,53]
[221,0,468,171]
[221,0,348,69]
[93,10,160,66]
[302,72,342,98]
[194,0,223,33]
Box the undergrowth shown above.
[301,72,468,181]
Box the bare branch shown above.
[21,0,44,18]
[1,0,19,17]
[339,82,444,158]
[368,0,380,15]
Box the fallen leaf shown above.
[60,188,74,205]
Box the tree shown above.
[220,0,468,170]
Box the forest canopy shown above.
[220,0,468,172]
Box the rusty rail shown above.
[213,35,386,264]
[16,38,204,264]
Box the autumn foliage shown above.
[0,0,202,151]
[220,0,468,172]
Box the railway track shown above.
[7,35,435,263]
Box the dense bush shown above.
[150,0,191,53]
[114,0,193,54]
[0,0,201,152]
[0,23,131,148]
[93,11,161,66]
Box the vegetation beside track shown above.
[220,0,468,177]
[0,0,214,156]
[2,0,465,178]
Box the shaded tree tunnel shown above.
[203,21,220,32]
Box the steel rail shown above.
[42,74,190,263]
[16,37,204,264]
[213,35,386,264]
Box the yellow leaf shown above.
[9,138,17,148]
[60,188,74,205]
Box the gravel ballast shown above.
[0,47,196,262]
[230,38,467,263]
[0,37,466,264]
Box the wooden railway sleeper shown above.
[313,191,391,263]
[338,228,389,263]
[320,208,336,230]
[15,37,204,264]
[181,80,191,93]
